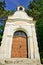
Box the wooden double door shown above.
[11,36,28,58]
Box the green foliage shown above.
[0,0,14,18]
[0,25,4,45]
[0,0,6,17]
[36,21,43,51]
[0,0,14,45]
[26,0,43,63]
[0,0,6,9]
[26,0,43,20]
[40,52,43,64]
[0,26,4,30]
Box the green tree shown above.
[0,0,14,45]
[0,0,14,18]
[26,0,43,63]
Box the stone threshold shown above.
[0,58,42,65]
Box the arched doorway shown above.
[11,30,28,58]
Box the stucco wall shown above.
[0,21,40,62]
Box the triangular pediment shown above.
[8,11,33,21]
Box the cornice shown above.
[6,18,33,23]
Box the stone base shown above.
[0,58,42,65]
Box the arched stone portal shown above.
[11,30,28,58]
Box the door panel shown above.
[11,36,27,58]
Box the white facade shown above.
[0,6,40,62]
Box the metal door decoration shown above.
[11,31,28,58]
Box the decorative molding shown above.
[7,18,33,23]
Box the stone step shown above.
[0,58,42,65]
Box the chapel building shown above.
[0,6,41,65]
